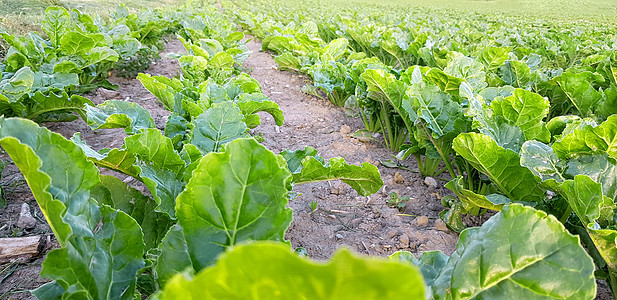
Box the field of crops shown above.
[0,0,616,298]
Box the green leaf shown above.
[92,175,171,251]
[406,81,463,139]
[445,176,509,212]
[155,225,193,288]
[432,204,596,299]
[491,89,550,143]
[74,129,186,218]
[520,140,566,185]
[0,118,98,245]
[390,250,449,297]
[28,91,94,122]
[479,47,510,72]
[0,67,34,103]
[424,68,464,97]
[565,154,617,201]
[137,73,176,110]
[0,118,144,299]
[280,146,321,173]
[236,93,284,128]
[443,55,487,91]
[86,100,156,134]
[291,156,383,196]
[553,115,617,160]
[362,68,413,127]
[275,53,301,72]
[160,242,425,300]
[179,55,208,84]
[558,175,605,225]
[42,6,71,48]
[453,133,545,203]
[555,71,603,117]
[189,101,249,154]
[37,205,144,299]
[500,60,536,89]
[125,129,186,218]
[175,138,293,270]
[59,32,95,55]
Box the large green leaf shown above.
[445,176,510,212]
[188,101,249,154]
[86,100,156,134]
[59,32,96,55]
[0,118,98,244]
[125,129,186,218]
[555,71,603,118]
[553,115,617,160]
[27,91,94,122]
[155,225,193,287]
[361,68,413,126]
[35,205,144,300]
[0,67,34,103]
[491,89,550,142]
[137,73,177,110]
[453,133,545,203]
[0,118,144,299]
[92,175,171,251]
[390,250,449,297]
[161,242,425,300]
[443,55,487,91]
[558,175,607,226]
[406,81,463,139]
[432,204,596,299]
[74,129,186,218]
[520,140,566,185]
[175,138,293,271]
[42,6,71,48]
[291,156,383,196]
[236,93,284,128]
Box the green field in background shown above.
[0,0,184,34]
[400,0,617,21]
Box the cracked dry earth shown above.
[0,37,460,299]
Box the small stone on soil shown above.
[415,216,429,228]
[335,233,344,239]
[340,125,351,135]
[398,234,410,247]
[394,172,405,184]
[330,182,347,195]
[434,219,449,231]
[424,176,438,188]
[17,203,37,230]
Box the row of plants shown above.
[0,2,203,124]
[220,0,617,297]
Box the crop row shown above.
[219,0,617,298]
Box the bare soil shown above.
[242,38,460,260]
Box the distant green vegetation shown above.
[0,0,184,56]
[397,0,617,21]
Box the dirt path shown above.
[243,38,459,259]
